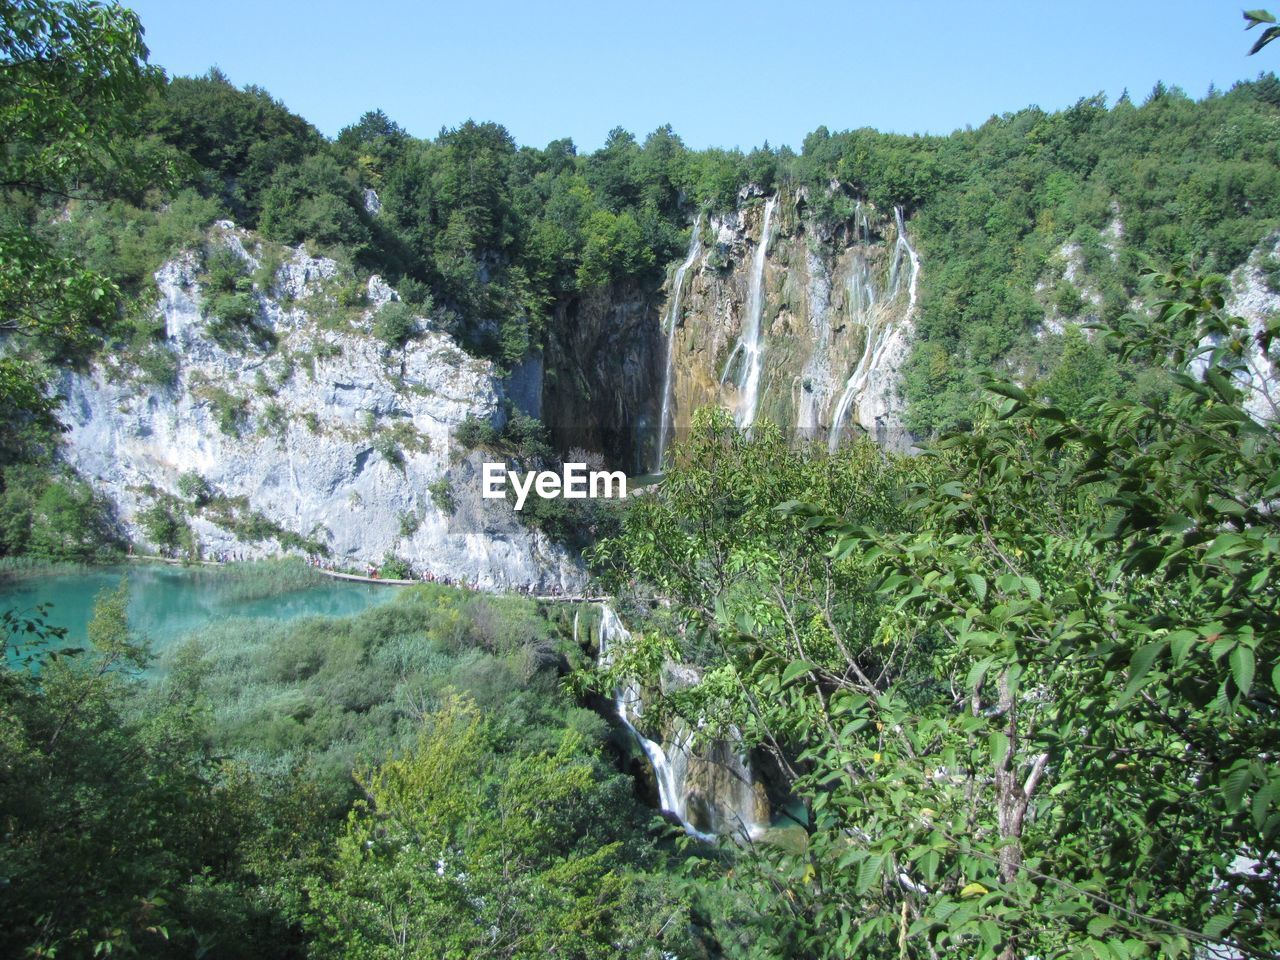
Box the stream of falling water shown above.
[655,215,703,470]
[721,196,777,432]
[828,205,920,452]
[597,604,716,841]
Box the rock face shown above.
[1226,234,1280,423]
[541,279,666,473]
[58,222,583,591]
[662,188,920,455]
[533,187,922,472]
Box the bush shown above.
[427,477,455,514]
[199,386,248,436]
[398,511,420,537]
[206,292,274,351]
[453,415,498,452]
[373,432,404,470]
[259,401,288,438]
[204,245,247,294]
[1052,280,1087,317]
[503,412,551,460]
[396,277,434,309]
[177,471,212,506]
[373,301,417,348]
[137,501,191,554]
[0,466,121,561]
[379,553,411,579]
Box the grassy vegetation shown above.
[155,584,597,806]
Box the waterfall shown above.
[655,215,704,471]
[721,196,777,432]
[828,205,920,452]
[598,604,715,841]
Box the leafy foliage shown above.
[596,271,1280,958]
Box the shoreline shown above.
[2,554,606,603]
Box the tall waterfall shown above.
[828,205,920,452]
[597,603,763,841]
[655,215,703,470]
[721,195,778,432]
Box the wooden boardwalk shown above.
[317,568,605,602]
[127,554,605,603]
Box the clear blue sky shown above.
[125,0,1273,152]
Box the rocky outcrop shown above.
[58,222,583,591]
[1226,234,1280,423]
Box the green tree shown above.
[306,695,692,959]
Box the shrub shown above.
[1052,279,1086,317]
[453,415,498,452]
[1263,251,1280,294]
[134,343,179,387]
[199,386,248,436]
[373,432,404,470]
[137,501,191,554]
[177,471,212,506]
[259,401,288,439]
[0,466,121,562]
[398,511,420,537]
[427,477,455,514]
[384,419,429,455]
[206,292,274,351]
[503,412,551,460]
[373,301,417,348]
[204,245,247,294]
[379,553,411,579]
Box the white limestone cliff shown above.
[58,222,583,591]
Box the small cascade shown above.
[596,603,764,841]
[598,604,715,841]
[655,215,704,470]
[721,196,778,432]
[828,205,920,452]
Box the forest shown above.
[2,0,1279,957]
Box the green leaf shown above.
[967,657,994,692]
[1087,916,1117,937]
[781,660,817,686]
[1252,777,1280,829]
[1230,645,1255,696]
[1117,641,1166,707]
[978,920,1002,950]
[855,853,882,894]
[1250,24,1280,54]
[990,730,1010,768]
[1223,765,1253,811]
[986,380,1029,403]
[965,573,988,604]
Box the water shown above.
[0,563,395,659]
[598,604,716,841]
[598,603,765,841]
[655,215,703,471]
[721,196,777,433]
[828,205,921,452]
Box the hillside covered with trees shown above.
[2,1,1279,958]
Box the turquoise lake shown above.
[0,563,396,656]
